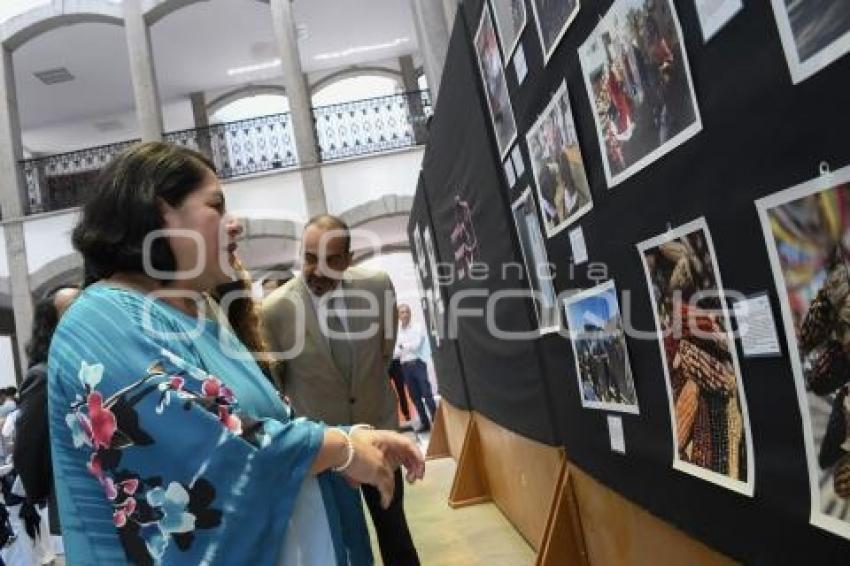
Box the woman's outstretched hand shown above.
[343,429,425,508]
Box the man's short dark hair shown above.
[304,214,351,254]
[72,142,216,281]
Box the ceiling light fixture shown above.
[314,37,410,61]
[227,58,282,77]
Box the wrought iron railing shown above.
[164,113,298,179]
[314,90,432,161]
[18,89,431,216]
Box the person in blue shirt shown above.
[48,141,424,565]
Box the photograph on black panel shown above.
[530,0,580,64]
[474,2,518,158]
[422,226,447,340]
[579,0,701,188]
[413,224,442,346]
[563,280,638,414]
[511,187,560,334]
[638,218,753,495]
[490,0,527,60]
[757,166,850,539]
[526,80,592,238]
[771,0,850,83]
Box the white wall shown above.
[0,225,7,278]
[323,147,422,215]
[307,56,403,91]
[16,149,419,277]
[23,98,194,155]
[23,210,79,274]
[359,251,420,316]
[0,0,50,25]
[222,170,307,222]
[162,98,195,132]
[0,336,16,388]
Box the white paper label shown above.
[569,226,588,265]
[504,158,517,188]
[733,294,782,357]
[696,0,743,43]
[511,144,525,178]
[513,44,528,85]
[608,415,625,454]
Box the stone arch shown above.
[310,66,404,96]
[143,0,207,25]
[29,253,84,299]
[339,194,413,229]
[207,84,288,117]
[1,1,124,50]
[352,243,411,265]
[144,0,276,26]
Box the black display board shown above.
[408,177,471,410]
[419,14,558,445]
[412,0,850,561]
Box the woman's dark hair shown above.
[210,258,275,380]
[72,142,216,281]
[25,286,78,367]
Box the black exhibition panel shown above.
[408,176,471,410]
[419,13,558,446]
[411,0,850,562]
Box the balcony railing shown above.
[164,112,298,179]
[314,90,432,161]
[18,89,432,216]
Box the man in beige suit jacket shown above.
[262,215,420,565]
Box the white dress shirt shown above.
[395,323,425,363]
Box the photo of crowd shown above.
[579,0,701,187]
[771,0,850,83]
[475,3,518,158]
[564,280,638,414]
[511,188,560,334]
[638,218,753,495]
[530,0,579,64]
[758,167,850,539]
[526,80,592,238]
[491,0,527,61]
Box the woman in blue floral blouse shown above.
[47,142,425,565]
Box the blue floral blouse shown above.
[47,285,372,565]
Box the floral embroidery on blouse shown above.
[63,351,253,563]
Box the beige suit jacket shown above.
[261,266,398,429]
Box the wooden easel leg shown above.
[535,457,589,566]
[425,401,451,460]
[448,417,491,508]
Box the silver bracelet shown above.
[330,428,355,473]
[349,423,375,436]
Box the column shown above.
[270,0,327,217]
[0,45,33,381]
[123,0,163,142]
[399,55,428,144]
[409,0,450,105]
[441,0,459,30]
[190,91,213,160]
